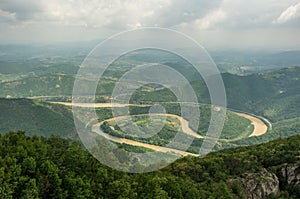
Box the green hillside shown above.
[1,65,299,149]
[0,98,76,138]
[1,64,299,121]
[0,131,299,198]
[0,74,75,98]
[0,73,118,99]
[127,66,300,121]
[0,58,80,74]
[128,66,300,149]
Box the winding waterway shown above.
[51,101,270,156]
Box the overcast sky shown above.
[0,0,300,50]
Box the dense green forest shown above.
[0,131,299,198]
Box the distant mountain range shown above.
[1,44,300,74]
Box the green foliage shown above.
[100,117,185,148]
[0,131,299,198]
[117,143,153,153]
[0,74,75,98]
[221,112,252,140]
[0,98,77,138]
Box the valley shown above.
[0,97,269,156]
[0,47,300,198]
[51,100,268,156]
[1,65,299,155]
[1,1,300,198]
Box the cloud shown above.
[0,9,16,22]
[178,8,226,30]
[218,0,299,29]
[273,2,300,24]
[36,0,174,29]
[197,9,227,29]
[0,0,43,21]
[37,0,223,30]
[0,0,299,49]
[144,0,222,27]
[176,0,297,31]
[0,0,223,29]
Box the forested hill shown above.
[1,131,299,198]
[130,66,300,148]
[0,98,76,138]
[1,65,299,124]
[128,66,300,121]
[223,66,300,117]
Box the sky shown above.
[0,0,300,50]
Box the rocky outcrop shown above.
[227,162,300,198]
[279,162,300,186]
[228,168,280,199]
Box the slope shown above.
[0,98,76,138]
[0,131,299,198]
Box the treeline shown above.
[1,131,300,198]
